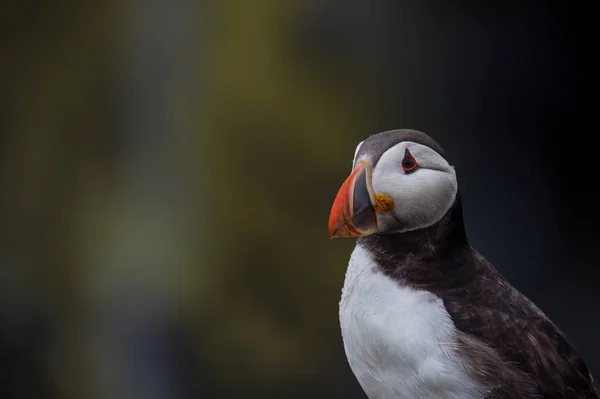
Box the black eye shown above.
[401,149,419,173]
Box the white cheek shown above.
[373,168,458,231]
[370,141,458,232]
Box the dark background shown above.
[1,1,596,398]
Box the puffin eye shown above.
[401,149,419,173]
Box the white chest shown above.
[339,245,485,399]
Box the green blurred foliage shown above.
[1,1,386,398]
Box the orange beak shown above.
[328,160,378,238]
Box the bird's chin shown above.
[328,160,378,238]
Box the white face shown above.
[353,140,458,233]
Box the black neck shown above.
[357,194,476,292]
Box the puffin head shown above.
[328,129,458,238]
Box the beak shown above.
[328,160,378,238]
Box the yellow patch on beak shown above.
[374,193,394,213]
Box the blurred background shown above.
[0,1,597,398]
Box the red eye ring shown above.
[401,149,419,173]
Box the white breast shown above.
[339,245,486,399]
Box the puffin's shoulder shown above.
[444,247,600,399]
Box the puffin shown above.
[328,129,599,399]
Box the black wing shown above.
[443,250,600,399]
